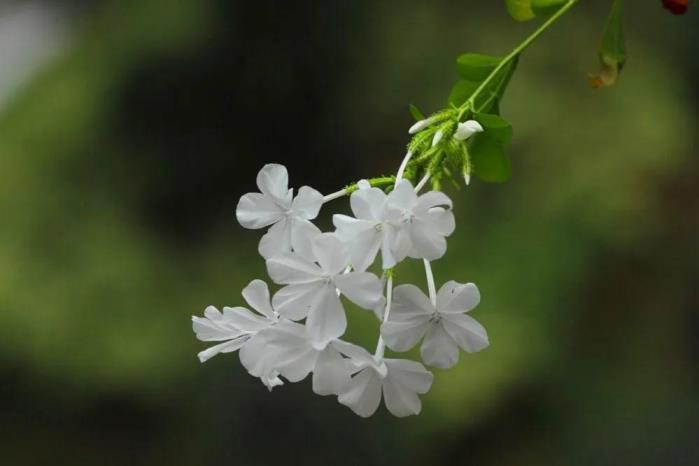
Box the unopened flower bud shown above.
[408,116,437,134]
[357,179,371,190]
[454,120,484,141]
[431,130,444,147]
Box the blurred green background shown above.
[1,1,698,465]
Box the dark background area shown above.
[1,1,698,465]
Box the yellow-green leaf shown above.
[506,0,535,21]
[590,0,626,88]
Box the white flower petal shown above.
[219,306,269,332]
[290,218,321,261]
[384,359,433,393]
[272,282,322,320]
[305,284,347,348]
[380,318,431,352]
[241,279,274,318]
[441,313,489,353]
[236,193,284,229]
[197,336,249,363]
[334,271,384,311]
[192,306,243,341]
[292,186,323,220]
[415,190,453,212]
[436,281,481,314]
[258,217,292,259]
[256,163,291,205]
[338,368,383,418]
[331,339,378,371]
[387,179,418,210]
[350,187,387,221]
[333,215,382,272]
[312,346,350,396]
[239,332,278,377]
[420,321,459,368]
[381,284,433,351]
[375,227,396,270]
[408,219,447,261]
[386,226,411,265]
[261,372,284,391]
[266,253,322,285]
[426,207,455,237]
[392,284,434,317]
[311,233,350,276]
[382,359,433,417]
[263,322,318,382]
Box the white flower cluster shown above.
[193,121,489,417]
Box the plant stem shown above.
[423,259,437,307]
[395,151,414,185]
[374,272,393,360]
[324,176,396,202]
[323,189,349,203]
[458,0,578,119]
[415,172,431,192]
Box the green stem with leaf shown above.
[458,0,578,120]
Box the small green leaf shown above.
[409,104,425,121]
[600,0,626,64]
[506,0,535,21]
[590,0,626,88]
[456,53,502,81]
[470,113,513,182]
[506,0,567,22]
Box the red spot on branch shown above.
[663,0,689,15]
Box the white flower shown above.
[250,322,372,396]
[236,163,323,259]
[338,349,434,418]
[266,232,384,347]
[454,120,483,141]
[333,182,399,271]
[333,180,455,271]
[380,281,488,369]
[192,279,282,388]
[192,306,249,363]
[384,179,455,262]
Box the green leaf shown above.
[590,0,626,88]
[600,0,626,65]
[506,0,567,22]
[448,57,519,115]
[409,104,425,121]
[456,53,502,81]
[470,113,513,182]
[476,57,518,114]
[448,80,480,108]
[506,0,535,21]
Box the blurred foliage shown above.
[1,0,698,465]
